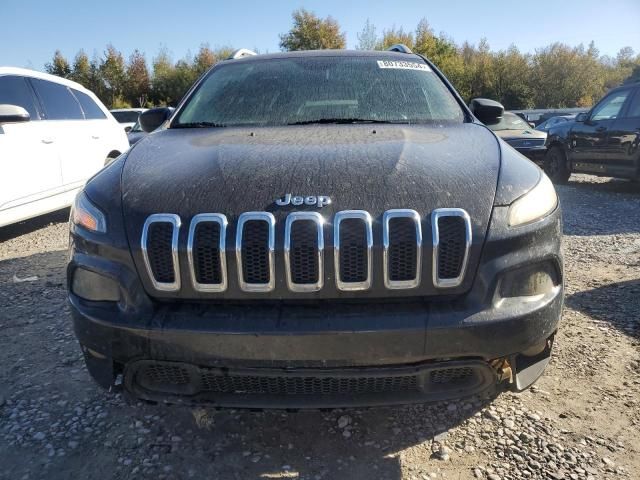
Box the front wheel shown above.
[544,146,571,184]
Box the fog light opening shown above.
[72,268,120,302]
[499,261,559,299]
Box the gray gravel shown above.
[0,174,639,480]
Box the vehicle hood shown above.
[122,123,500,225]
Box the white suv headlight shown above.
[71,191,107,233]
[508,173,558,227]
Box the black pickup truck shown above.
[67,47,563,408]
[544,82,640,183]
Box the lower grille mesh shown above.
[133,362,486,400]
[437,216,467,280]
[430,367,474,384]
[146,222,175,283]
[201,373,419,395]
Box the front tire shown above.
[544,146,570,184]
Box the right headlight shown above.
[508,173,558,227]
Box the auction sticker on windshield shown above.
[377,60,432,71]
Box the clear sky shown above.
[2,0,639,70]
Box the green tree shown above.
[100,45,127,108]
[126,49,150,107]
[624,64,640,84]
[150,48,175,105]
[376,26,414,50]
[356,19,378,50]
[491,46,533,109]
[70,50,91,86]
[45,50,71,78]
[412,19,466,96]
[193,44,217,76]
[279,8,346,51]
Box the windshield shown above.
[174,56,464,127]
[485,112,531,131]
[112,111,140,123]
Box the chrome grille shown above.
[383,209,422,289]
[236,212,275,292]
[334,211,373,291]
[141,214,181,291]
[141,208,471,294]
[432,209,472,288]
[187,214,227,292]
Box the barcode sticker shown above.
[377,60,431,71]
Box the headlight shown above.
[71,191,107,233]
[508,173,558,226]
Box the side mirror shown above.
[139,107,173,133]
[469,98,505,124]
[0,104,30,124]
[528,122,535,129]
[576,112,587,122]
[124,125,132,133]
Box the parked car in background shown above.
[126,108,174,146]
[544,82,640,183]
[482,109,547,162]
[535,115,576,132]
[110,107,146,132]
[0,67,129,227]
[511,108,587,127]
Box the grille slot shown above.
[285,212,324,292]
[236,212,276,292]
[334,211,373,291]
[383,209,422,289]
[187,214,227,292]
[141,214,181,291]
[432,209,471,288]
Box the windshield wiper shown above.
[287,118,402,126]
[172,121,227,128]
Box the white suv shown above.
[0,67,129,227]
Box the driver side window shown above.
[590,91,630,121]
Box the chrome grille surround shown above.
[333,210,373,291]
[141,213,181,291]
[235,212,276,292]
[284,211,325,292]
[141,208,472,294]
[383,209,422,289]
[431,208,472,288]
[187,213,228,292]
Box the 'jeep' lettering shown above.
[276,194,331,208]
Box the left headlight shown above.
[71,191,107,233]
[508,173,558,227]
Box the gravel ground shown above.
[0,174,638,480]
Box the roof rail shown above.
[227,48,257,60]
[387,44,413,54]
